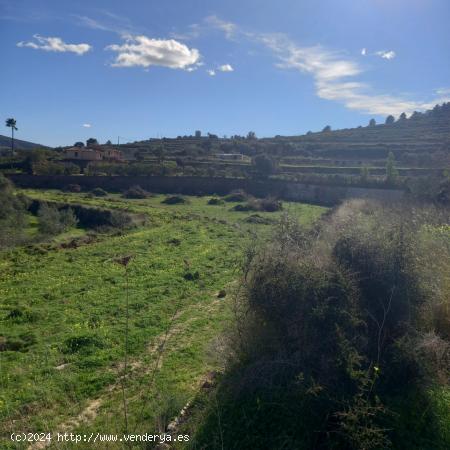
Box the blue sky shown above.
[1,0,449,146]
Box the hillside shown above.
[117,103,450,169]
[0,134,49,152]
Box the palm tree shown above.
[5,118,18,156]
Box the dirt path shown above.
[28,311,185,450]
[28,294,227,450]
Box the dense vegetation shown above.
[187,200,450,449]
[0,174,29,248]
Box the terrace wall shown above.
[7,174,404,206]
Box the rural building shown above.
[63,146,123,162]
[64,147,103,161]
[62,146,124,171]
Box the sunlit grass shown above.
[0,189,326,448]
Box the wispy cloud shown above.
[170,24,201,41]
[376,50,396,60]
[207,16,449,116]
[204,15,237,39]
[105,35,201,70]
[82,123,92,128]
[435,88,450,96]
[260,33,448,115]
[17,34,91,55]
[207,69,216,76]
[73,11,138,35]
[218,64,234,72]
[74,15,112,32]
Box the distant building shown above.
[216,153,248,161]
[195,130,202,138]
[63,146,123,162]
[63,147,103,161]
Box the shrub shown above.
[122,185,150,199]
[37,203,64,235]
[91,187,108,197]
[0,174,27,248]
[66,184,81,192]
[5,307,39,323]
[244,214,274,225]
[161,195,188,205]
[252,154,276,178]
[60,208,78,230]
[223,190,248,202]
[232,203,257,212]
[193,201,450,449]
[37,204,78,235]
[207,197,225,205]
[232,197,282,213]
[108,210,133,229]
[183,271,200,281]
[0,332,37,352]
[63,335,104,354]
[258,197,282,212]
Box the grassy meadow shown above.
[0,189,325,448]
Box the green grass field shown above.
[0,190,326,449]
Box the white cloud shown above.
[218,64,234,72]
[17,34,92,55]
[376,50,396,60]
[105,35,201,69]
[207,69,216,76]
[82,123,92,128]
[361,48,367,56]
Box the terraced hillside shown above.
[118,103,450,170]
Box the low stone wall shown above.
[7,174,404,206]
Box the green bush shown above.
[258,197,283,212]
[122,185,150,199]
[232,203,257,212]
[232,197,282,212]
[37,203,78,235]
[0,332,37,352]
[63,335,104,354]
[66,183,82,192]
[161,195,188,205]
[223,190,248,202]
[207,197,225,205]
[91,187,108,197]
[37,203,63,235]
[0,174,29,249]
[192,201,450,449]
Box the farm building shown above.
[63,146,123,162]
